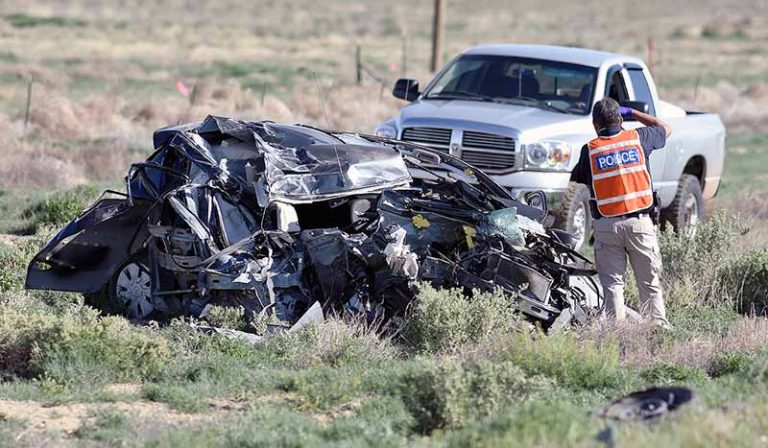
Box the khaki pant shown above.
[593,215,668,326]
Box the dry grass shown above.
[667,81,768,133]
[0,0,764,190]
[0,80,401,188]
[581,317,768,374]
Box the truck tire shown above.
[556,183,592,251]
[661,174,704,236]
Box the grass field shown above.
[1,0,768,446]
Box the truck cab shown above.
[375,45,726,249]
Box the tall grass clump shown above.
[660,211,768,316]
[717,249,768,315]
[488,329,625,390]
[659,211,746,309]
[271,317,398,368]
[402,284,518,354]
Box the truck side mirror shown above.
[393,79,420,101]
[620,101,650,119]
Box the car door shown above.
[25,149,190,294]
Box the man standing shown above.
[571,97,672,327]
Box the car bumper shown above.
[489,170,572,192]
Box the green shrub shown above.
[734,350,768,384]
[435,396,594,448]
[0,295,74,378]
[493,330,625,390]
[3,13,87,28]
[74,410,129,442]
[402,284,518,354]
[708,352,754,377]
[402,357,549,431]
[20,185,99,233]
[271,318,397,368]
[717,249,768,315]
[659,211,746,309]
[0,293,170,382]
[202,305,246,329]
[0,234,49,292]
[143,384,208,413]
[640,363,706,384]
[667,305,742,340]
[42,315,171,383]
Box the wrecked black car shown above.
[26,115,602,330]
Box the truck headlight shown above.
[374,124,397,138]
[523,141,572,171]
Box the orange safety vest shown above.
[588,129,653,218]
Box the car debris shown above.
[599,387,696,420]
[26,115,603,331]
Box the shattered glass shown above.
[484,207,525,247]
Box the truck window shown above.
[424,55,597,115]
[627,69,656,115]
[605,70,629,103]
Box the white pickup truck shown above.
[375,45,726,249]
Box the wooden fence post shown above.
[356,45,362,85]
[430,0,445,72]
[24,76,33,130]
[647,36,655,79]
[401,34,408,77]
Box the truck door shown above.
[605,65,667,186]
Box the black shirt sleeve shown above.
[636,125,667,156]
[570,145,591,185]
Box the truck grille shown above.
[401,127,451,152]
[461,149,516,172]
[461,131,516,172]
[462,131,515,152]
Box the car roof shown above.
[462,44,641,68]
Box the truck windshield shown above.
[424,55,597,115]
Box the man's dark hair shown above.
[592,97,622,128]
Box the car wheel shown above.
[109,256,154,320]
[661,174,704,237]
[556,183,592,251]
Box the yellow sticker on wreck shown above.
[412,214,430,229]
[463,225,476,248]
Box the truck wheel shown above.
[661,174,704,237]
[556,183,592,251]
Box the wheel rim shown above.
[571,203,588,248]
[682,193,700,238]
[116,262,153,319]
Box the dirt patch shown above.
[310,399,364,425]
[206,397,250,412]
[0,234,30,248]
[0,397,241,436]
[104,383,142,397]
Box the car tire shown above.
[83,254,154,320]
[661,174,704,236]
[556,182,592,252]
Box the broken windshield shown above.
[424,55,597,115]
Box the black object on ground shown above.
[600,386,696,421]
